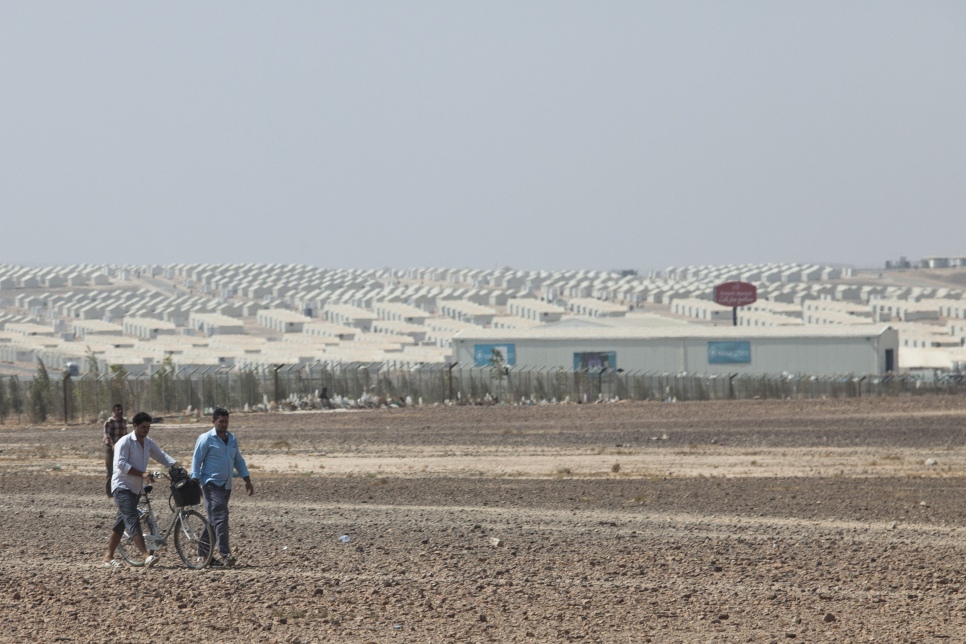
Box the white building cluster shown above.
[0,260,963,376]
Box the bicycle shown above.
[116,467,215,569]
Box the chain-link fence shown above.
[1,365,964,424]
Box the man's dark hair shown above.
[213,407,229,421]
[132,411,152,426]
[112,403,123,410]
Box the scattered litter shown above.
[339,535,351,543]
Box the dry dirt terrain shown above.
[3,397,966,642]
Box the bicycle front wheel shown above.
[174,509,214,569]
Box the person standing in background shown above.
[102,404,127,498]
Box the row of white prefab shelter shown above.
[0,261,964,375]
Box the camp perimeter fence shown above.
[2,365,966,424]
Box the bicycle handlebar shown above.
[141,472,169,495]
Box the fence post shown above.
[446,362,456,402]
[62,371,70,425]
[273,364,284,407]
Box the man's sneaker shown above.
[208,557,224,567]
[223,555,237,568]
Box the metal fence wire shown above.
[2,365,963,423]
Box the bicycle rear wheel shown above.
[117,507,154,567]
[174,509,214,569]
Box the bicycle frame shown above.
[117,472,214,569]
[138,489,181,551]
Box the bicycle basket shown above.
[171,478,202,507]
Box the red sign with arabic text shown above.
[714,281,757,307]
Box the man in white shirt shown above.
[102,411,181,568]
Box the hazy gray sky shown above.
[2,2,963,272]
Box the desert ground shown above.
[3,397,966,642]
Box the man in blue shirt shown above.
[191,407,254,567]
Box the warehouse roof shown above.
[454,324,895,342]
